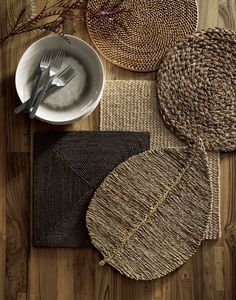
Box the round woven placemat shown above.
[157,27,236,152]
[86,0,198,72]
[86,140,212,280]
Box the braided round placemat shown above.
[157,27,236,152]
[86,0,198,72]
[86,140,212,280]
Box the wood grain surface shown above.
[0,0,235,299]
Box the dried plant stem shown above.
[0,0,130,45]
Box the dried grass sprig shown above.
[0,0,131,45]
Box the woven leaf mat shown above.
[87,139,212,280]
[33,131,150,247]
[100,80,221,240]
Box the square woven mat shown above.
[100,80,221,240]
[33,131,150,247]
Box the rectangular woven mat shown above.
[100,80,221,240]
[33,131,150,247]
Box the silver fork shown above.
[48,66,76,92]
[26,50,52,110]
[30,51,65,119]
[38,66,76,100]
[15,50,52,114]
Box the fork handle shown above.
[15,99,32,114]
[15,69,49,114]
[25,70,42,110]
[26,68,49,110]
[14,84,57,114]
[15,86,44,114]
[29,78,52,119]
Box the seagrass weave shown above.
[100,80,221,240]
[33,131,150,247]
[157,27,236,152]
[86,140,212,280]
[86,0,198,72]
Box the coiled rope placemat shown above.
[86,0,198,72]
[157,27,236,152]
[86,139,212,280]
[100,80,220,240]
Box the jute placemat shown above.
[157,27,236,152]
[87,139,212,280]
[86,0,198,72]
[33,131,150,247]
[100,80,221,240]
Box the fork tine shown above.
[63,69,74,79]
[47,51,53,63]
[66,72,76,82]
[52,50,60,65]
[52,51,64,69]
[57,65,72,77]
[41,50,51,64]
[57,51,65,68]
[62,70,75,81]
[67,71,76,80]
[41,50,47,62]
[65,69,76,80]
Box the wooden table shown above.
[0,0,235,299]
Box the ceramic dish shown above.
[15,34,104,124]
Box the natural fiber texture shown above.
[100,80,221,239]
[86,140,212,280]
[157,27,236,152]
[33,131,150,247]
[86,0,198,72]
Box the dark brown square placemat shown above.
[33,131,150,247]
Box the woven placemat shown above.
[100,80,221,240]
[157,27,236,152]
[33,131,150,247]
[87,140,212,280]
[86,0,198,72]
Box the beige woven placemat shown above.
[157,27,236,152]
[87,140,212,280]
[100,80,221,240]
[86,0,198,72]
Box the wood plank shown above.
[28,248,58,300]
[57,249,74,300]
[0,2,7,299]
[197,0,219,29]
[0,96,6,300]
[3,32,31,153]
[73,249,96,300]
[1,2,32,300]
[218,0,236,29]
[221,153,236,300]
[6,153,30,300]
[218,2,236,300]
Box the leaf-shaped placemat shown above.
[100,80,220,240]
[86,139,212,280]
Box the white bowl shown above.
[15,35,105,124]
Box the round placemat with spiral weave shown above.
[86,140,212,280]
[86,0,198,72]
[157,27,236,152]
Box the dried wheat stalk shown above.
[0,0,130,44]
